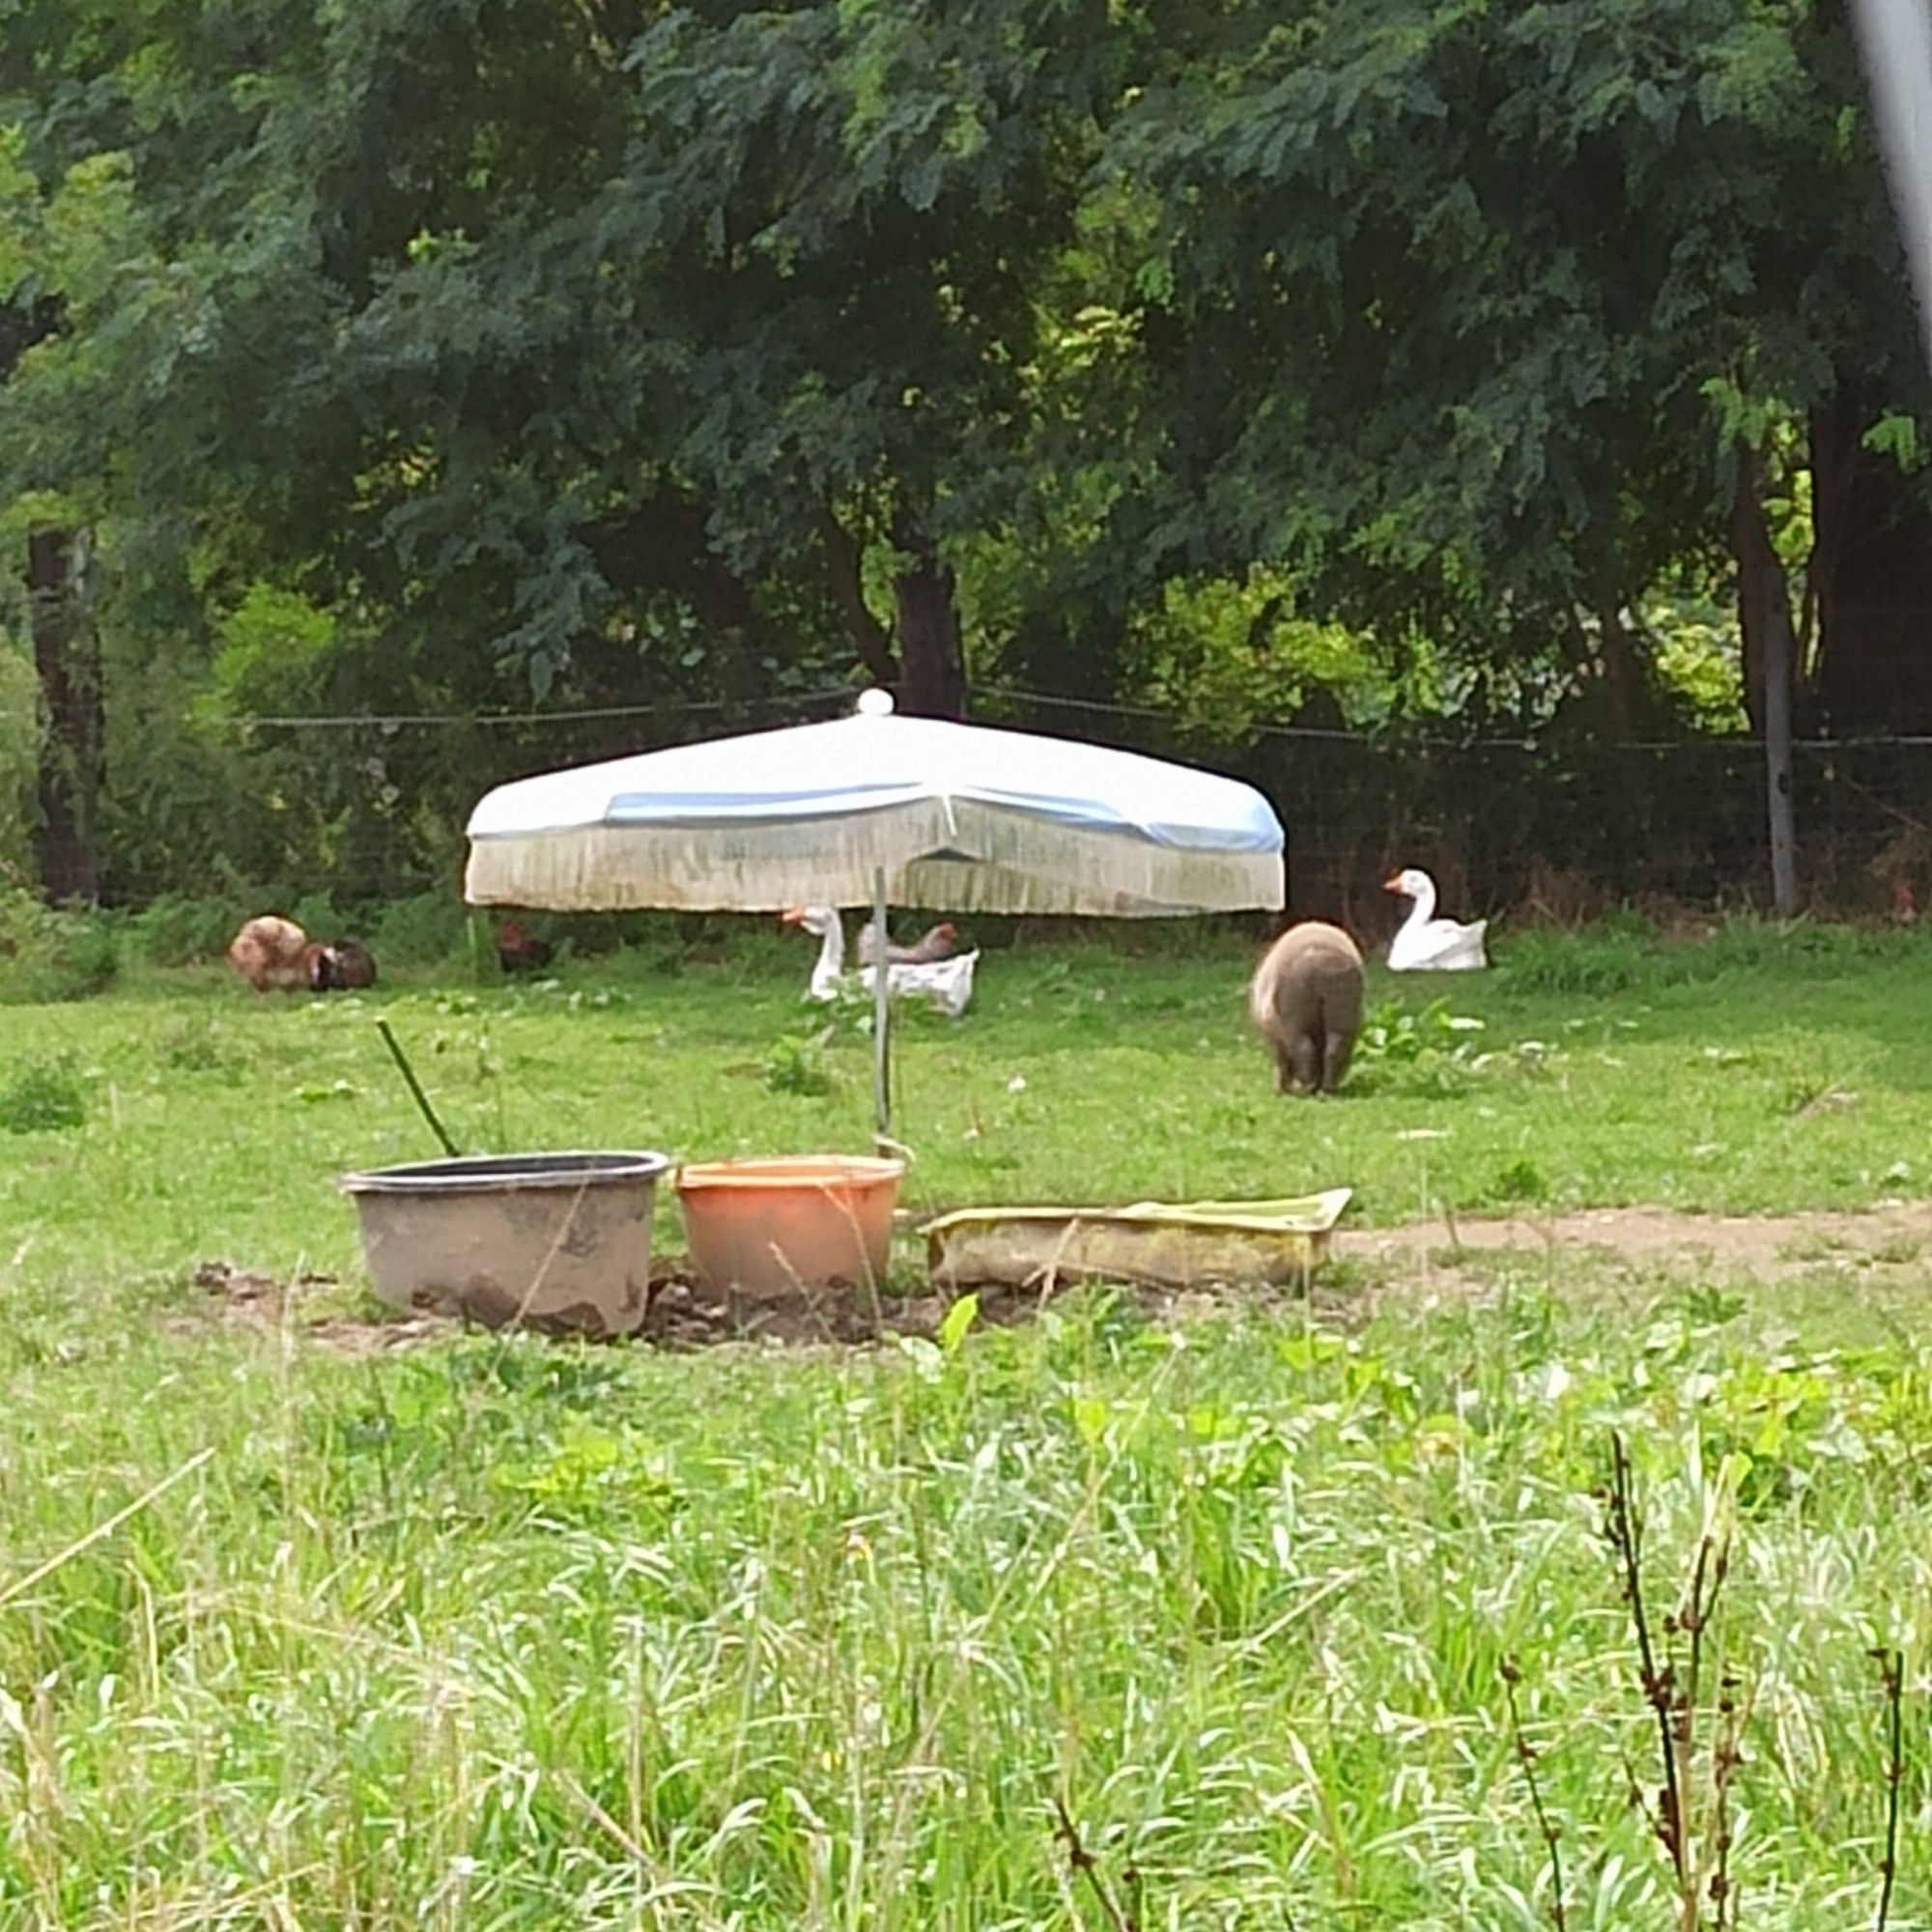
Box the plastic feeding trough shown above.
[922,1189,1353,1293]
[340,1151,670,1337]
[675,1154,905,1303]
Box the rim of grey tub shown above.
[338,1151,672,1195]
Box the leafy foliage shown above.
[0,886,116,1000]
[1104,0,1929,732]
[0,0,1929,904]
[763,1027,838,1098]
[1346,992,1491,1097]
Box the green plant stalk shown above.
[375,1018,462,1158]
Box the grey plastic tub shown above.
[340,1151,670,1338]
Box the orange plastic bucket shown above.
[674,1154,904,1301]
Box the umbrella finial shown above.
[856,688,895,717]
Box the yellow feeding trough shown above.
[922,1188,1351,1293]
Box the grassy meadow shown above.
[1,916,1931,1926]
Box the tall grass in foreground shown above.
[3,923,1931,1924]
[1,1277,1927,1928]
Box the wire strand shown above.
[988,684,1932,753]
[0,684,857,732]
[3,673,1931,758]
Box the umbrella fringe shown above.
[466,800,1283,917]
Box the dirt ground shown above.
[185,1199,1932,1354]
[185,1256,1065,1351]
[1349,1199,1932,1282]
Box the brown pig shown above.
[1248,920,1364,1095]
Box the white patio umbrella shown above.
[465,690,1285,1136]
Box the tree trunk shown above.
[891,515,966,719]
[588,489,763,644]
[819,504,898,688]
[1729,448,1798,916]
[1592,580,1645,743]
[29,526,103,903]
[1808,384,1932,734]
[1589,582,1649,890]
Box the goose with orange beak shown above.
[1385,867,1488,970]
[781,905,979,1016]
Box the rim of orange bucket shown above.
[673,1153,905,1190]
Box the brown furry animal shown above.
[310,939,378,991]
[227,916,313,992]
[1248,920,1364,1094]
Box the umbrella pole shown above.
[871,866,892,1146]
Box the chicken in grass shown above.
[783,906,978,1017]
[309,938,378,991]
[856,918,960,967]
[496,919,554,975]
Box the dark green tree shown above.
[1106,0,1932,904]
[5,0,1126,727]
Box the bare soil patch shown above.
[188,1259,443,1354]
[185,1255,1282,1353]
[643,1270,1056,1349]
[1348,1200,1932,1281]
[185,1198,1932,1355]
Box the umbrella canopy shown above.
[465,692,1285,916]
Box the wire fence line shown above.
[22,675,1931,916]
[986,686,1932,755]
[983,692,1932,924]
[0,684,862,733]
[12,674,1932,753]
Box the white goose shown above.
[781,906,979,1018]
[1385,867,1488,971]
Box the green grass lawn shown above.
[2,921,1930,1925]
[4,918,1931,1289]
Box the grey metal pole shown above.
[871,866,892,1143]
[1763,563,1800,917]
[1851,0,1932,371]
